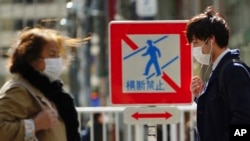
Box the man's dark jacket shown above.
[196,49,250,141]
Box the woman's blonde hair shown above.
[8,27,89,73]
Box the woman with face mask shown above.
[0,27,86,141]
[186,6,250,141]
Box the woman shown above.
[0,27,85,141]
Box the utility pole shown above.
[66,1,80,106]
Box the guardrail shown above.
[76,103,197,141]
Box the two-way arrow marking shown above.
[132,112,172,120]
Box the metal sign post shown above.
[147,124,157,141]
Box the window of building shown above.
[26,19,35,27]
[0,19,14,31]
[13,19,24,30]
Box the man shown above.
[186,6,250,141]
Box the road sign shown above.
[109,20,192,105]
[124,107,180,124]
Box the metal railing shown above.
[76,103,197,141]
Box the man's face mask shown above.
[192,39,212,65]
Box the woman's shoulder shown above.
[0,79,31,99]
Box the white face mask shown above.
[192,40,212,65]
[43,58,63,81]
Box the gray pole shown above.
[66,3,80,106]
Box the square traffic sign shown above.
[109,20,192,105]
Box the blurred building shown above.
[0,0,67,48]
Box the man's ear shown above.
[210,36,215,44]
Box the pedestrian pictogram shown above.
[142,40,162,77]
[109,20,192,105]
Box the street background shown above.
[1,1,250,141]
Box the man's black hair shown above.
[186,6,230,48]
